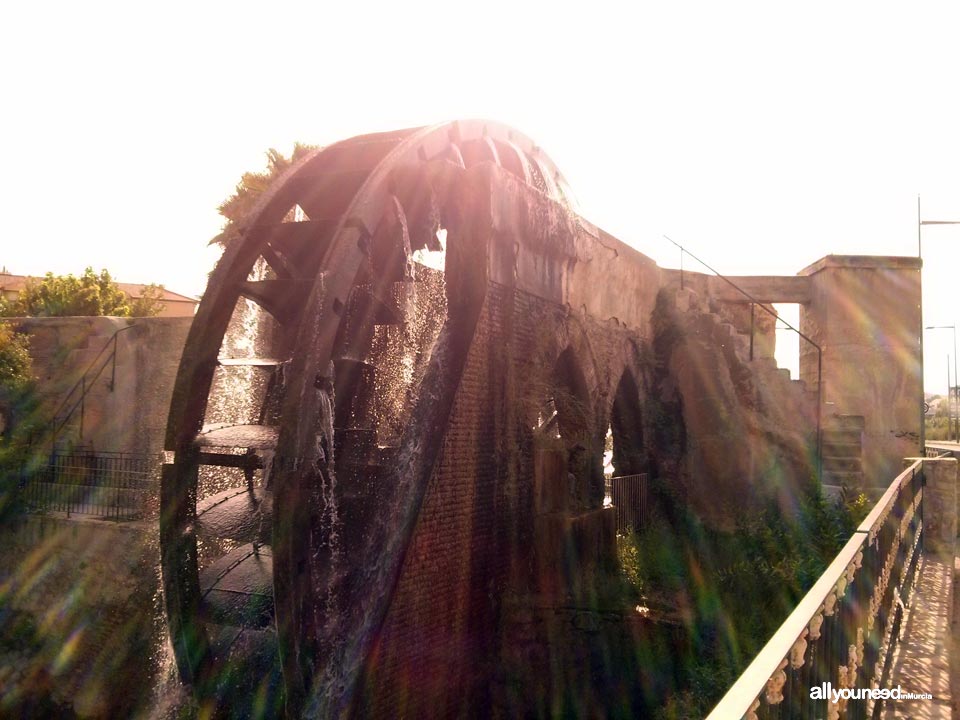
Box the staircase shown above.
[48,323,135,451]
[668,287,816,426]
[820,414,865,490]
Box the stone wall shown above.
[800,256,923,487]
[7,316,191,456]
[351,166,827,715]
[921,457,958,563]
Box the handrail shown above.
[665,235,824,480]
[50,324,136,448]
[707,459,924,719]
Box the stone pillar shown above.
[799,256,923,488]
[921,457,958,562]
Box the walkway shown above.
[881,554,956,719]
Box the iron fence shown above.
[19,450,156,520]
[707,460,924,720]
[607,473,649,532]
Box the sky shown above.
[2,1,960,390]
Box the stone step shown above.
[695,312,720,333]
[832,414,865,431]
[672,287,701,313]
[820,484,845,502]
[822,429,862,445]
[732,333,752,360]
[751,357,778,373]
[822,441,861,458]
[822,456,862,472]
[821,470,864,488]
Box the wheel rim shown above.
[161,120,571,716]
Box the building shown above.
[0,271,198,317]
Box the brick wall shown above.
[356,273,657,716]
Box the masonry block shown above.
[921,458,957,563]
[533,448,569,514]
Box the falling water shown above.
[143,258,284,719]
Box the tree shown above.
[212,142,318,247]
[0,323,37,516]
[129,283,166,317]
[0,268,165,318]
[0,323,32,395]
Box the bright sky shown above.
[2,1,959,390]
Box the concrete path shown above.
[881,554,954,719]
[926,442,960,460]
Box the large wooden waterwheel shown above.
[160,121,572,718]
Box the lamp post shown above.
[926,324,958,442]
[918,197,960,452]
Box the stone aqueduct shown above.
[134,121,919,717]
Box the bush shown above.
[0,323,39,518]
[618,484,862,718]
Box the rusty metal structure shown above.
[160,121,573,717]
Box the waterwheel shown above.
[160,120,572,718]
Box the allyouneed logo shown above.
[810,683,932,703]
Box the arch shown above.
[552,347,592,446]
[531,345,604,510]
[609,369,647,477]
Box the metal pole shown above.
[918,199,925,455]
[947,355,951,442]
[817,348,823,482]
[952,326,958,443]
[110,334,118,391]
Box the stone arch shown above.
[608,369,647,478]
[531,341,605,510]
[551,346,592,446]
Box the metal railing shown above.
[606,473,649,532]
[50,324,136,449]
[19,450,156,520]
[707,460,924,719]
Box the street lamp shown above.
[926,324,958,443]
[918,196,960,452]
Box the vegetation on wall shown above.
[0,267,164,318]
[617,482,868,719]
[0,322,39,517]
[0,323,32,392]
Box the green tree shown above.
[213,142,318,247]
[0,268,165,318]
[129,283,166,317]
[9,267,129,316]
[0,323,32,394]
[0,323,37,516]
